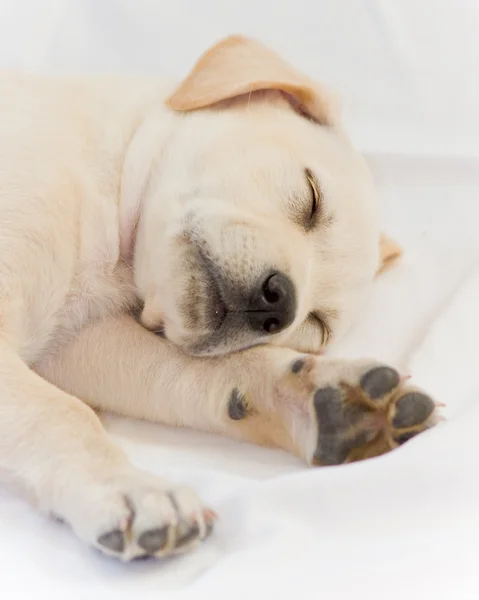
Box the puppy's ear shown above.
[166,35,337,126]
[376,233,403,275]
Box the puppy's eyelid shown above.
[309,311,331,347]
[305,168,322,228]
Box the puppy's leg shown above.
[0,339,214,560]
[37,315,439,466]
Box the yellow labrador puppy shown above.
[0,36,436,561]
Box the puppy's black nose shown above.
[247,272,296,334]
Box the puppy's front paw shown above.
[283,359,438,466]
[60,471,215,561]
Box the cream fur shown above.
[0,36,422,562]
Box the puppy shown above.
[0,35,436,561]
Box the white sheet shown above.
[1,2,479,599]
[2,0,479,158]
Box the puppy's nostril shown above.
[263,316,280,333]
[263,275,281,304]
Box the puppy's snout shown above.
[247,272,296,334]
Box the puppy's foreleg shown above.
[0,338,213,560]
[37,315,438,465]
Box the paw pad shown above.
[97,529,125,553]
[91,486,215,561]
[138,527,168,554]
[312,365,438,466]
[392,392,435,429]
[359,366,400,400]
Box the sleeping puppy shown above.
[0,36,437,561]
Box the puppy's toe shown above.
[64,472,215,561]
[312,385,377,466]
[359,366,400,401]
[311,363,440,465]
[392,392,435,429]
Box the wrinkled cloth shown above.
[1,2,479,598]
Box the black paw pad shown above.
[291,359,305,374]
[175,522,200,548]
[360,366,400,400]
[313,437,351,466]
[313,387,344,434]
[394,431,418,445]
[392,392,435,429]
[228,388,248,420]
[138,526,168,554]
[313,387,346,465]
[313,387,367,466]
[97,529,125,553]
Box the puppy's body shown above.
[0,74,164,358]
[0,37,437,561]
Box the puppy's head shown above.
[130,36,400,356]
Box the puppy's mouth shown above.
[190,243,229,332]
[203,265,228,331]
[141,231,278,356]
[139,236,230,345]
[177,238,277,356]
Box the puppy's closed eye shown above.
[305,169,322,229]
[308,311,331,347]
[287,169,323,230]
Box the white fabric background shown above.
[1,0,479,157]
[0,2,479,599]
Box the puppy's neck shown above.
[119,105,176,263]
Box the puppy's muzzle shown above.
[246,272,296,334]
